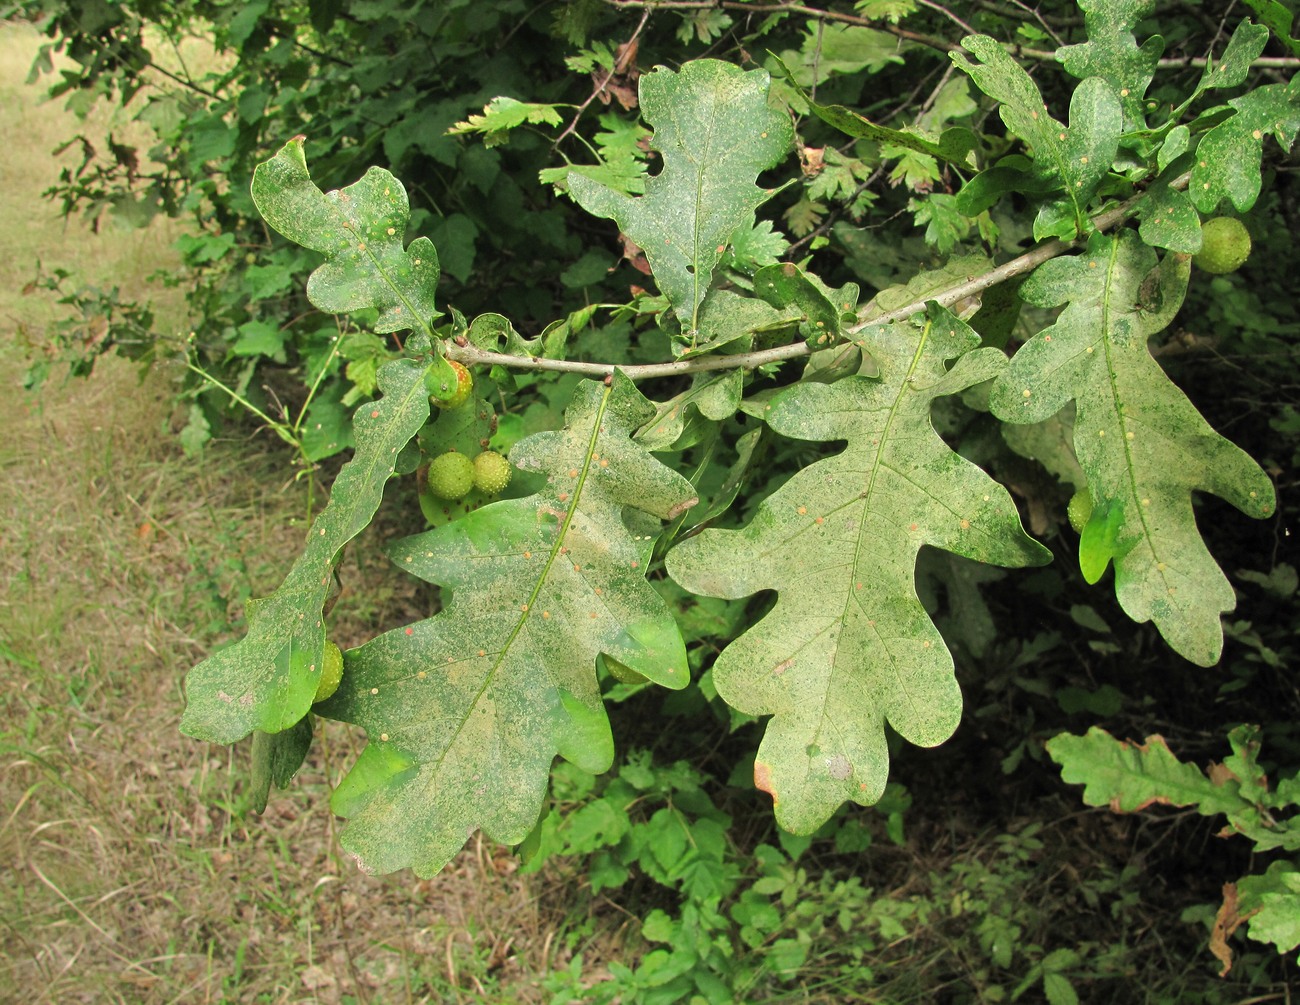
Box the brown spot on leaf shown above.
[754,761,777,805]
[667,496,698,520]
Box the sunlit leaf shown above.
[181,358,433,743]
[315,374,698,875]
[990,230,1275,664]
[1048,727,1250,814]
[667,305,1049,833]
[569,60,792,333]
[251,138,442,336]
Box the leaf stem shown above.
[444,173,1190,380]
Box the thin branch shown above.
[602,0,962,54]
[914,0,978,38]
[554,7,652,149]
[1014,45,1300,68]
[443,173,1190,381]
[845,171,1190,333]
[602,0,1300,68]
[445,339,812,379]
[139,56,220,99]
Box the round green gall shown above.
[314,641,343,703]
[472,450,512,495]
[1193,217,1251,274]
[428,360,473,409]
[1067,489,1093,534]
[427,451,475,500]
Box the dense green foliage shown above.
[18,0,1300,999]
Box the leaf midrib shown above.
[429,382,614,773]
[1097,238,1170,588]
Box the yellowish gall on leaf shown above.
[427,451,475,500]
[314,641,344,702]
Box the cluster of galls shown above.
[427,449,513,500]
[423,358,515,500]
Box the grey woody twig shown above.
[443,174,1190,381]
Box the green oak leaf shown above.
[684,288,800,359]
[753,263,860,349]
[635,370,743,451]
[770,54,977,167]
[952,38,1122,240]
[1047,727,1250,816]
[1136,177,1202,252]
[466,311,545,359]
[569,60,792,333]
[1157,125,1190,174]
[251,138,442,336]
[1191,77,1300,213]
[1057,0,1164,129]
[666,305,1050,834]
[1241,0,1300,57]
[314,374,698,876]
[249,716,314,813]
[1239,862,1300,953]
[181,358,433,743]
[989,230,1275,665]
[1200,19,1272,93]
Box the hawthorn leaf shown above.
[569,60,793,333]
[251,138,442,336]
[448,96,564,145]
[1057,0,1164,128]
[181,358,433,743]
[952,38,1121,239]
[1047,727,1251,816]
[1191,78,1300,213]
[989,230,1275,664]
[315,374,698,876]
[666,305,1050,834]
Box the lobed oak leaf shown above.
[667,305,1049,834]
[314,374,698,876]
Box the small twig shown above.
[602,0,1300,68]
[603,0,961,54]
[915,0,978,37]
[445,338,811,379]
[553,7,652,149]
[445,173,1189,380]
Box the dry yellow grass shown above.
[0,21,561,1004]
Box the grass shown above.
[0,22,558,1004]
